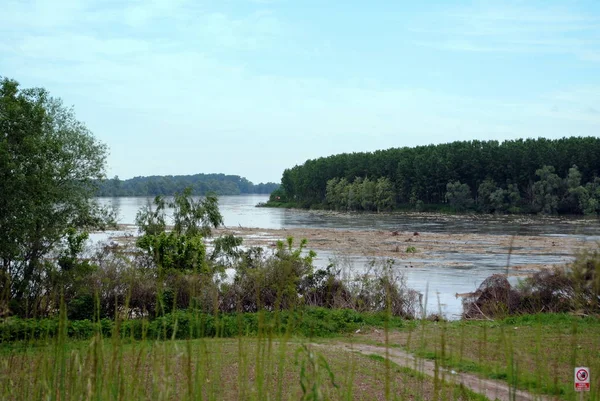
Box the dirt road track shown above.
[312,342,549,401]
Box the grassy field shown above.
[340,313,600,400]
[0,335,487,401]
[1,312,599,400]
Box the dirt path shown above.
[312,342,548,401]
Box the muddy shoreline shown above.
[210,226,589,271]
[111,222,592,272]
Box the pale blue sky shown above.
[2,0,599,183]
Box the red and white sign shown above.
[574,367,590,392]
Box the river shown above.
[96,195,600,319]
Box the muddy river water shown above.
[97,195,600,319]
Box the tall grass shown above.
[1,240,599,400]
[1,304,494,401]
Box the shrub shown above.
[463,246,600,319]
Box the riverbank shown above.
[107,209,597,317]
[211,226,588,271]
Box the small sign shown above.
[575,367,590,392]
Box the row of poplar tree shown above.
[275,137,600,214]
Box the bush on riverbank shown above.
[462,247,600,319]
[61,238,422,321]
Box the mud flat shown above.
[213,226,589,271]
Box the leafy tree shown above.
[488,184,521,213]
[171,188,223,237]
[135,189,223,275]
[360,177,376,211]
[505,183,522,213]
[325,176,395,212]
[583,178,600,215]
[334,178,349,211]
[445,181,474,211]
[562,165,590,214]
[47,228,96,319]
[0,77,112,316]
[532,165,562,214]
[347,177,362,210]
[325,178,340,209]
[375,177,395,212]
[477,178,498,213]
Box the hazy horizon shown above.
[2,0,599,183]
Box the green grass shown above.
[0,307,406,343]
[385,313,600,399]
[3,308,599,400]
[0,333,487,401]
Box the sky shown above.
[1,0,600,183]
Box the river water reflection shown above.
[97,195,600,318]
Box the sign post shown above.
[575,367,590,400]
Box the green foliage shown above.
[569,246,600,312]
[171,188,223,237]
[477,179,522,213]
[137,232,208,273]
[414,199,425,212]
[0,316,114,342]
[135,188,223,274]
[95,173,279,196]
[360,177,375,211]
[136,188,223,238]
[375,177,396,211]
[405,246,417,253]
[275,137,600,215]
[50,228,97,320]
[445,180,474,211]
[268,187,288,203]
[532,165,562,214]
[562,165,600,215]
[583,177,600,214]
[349,259,421,318]
[325,176,395,212]
[477,178,497,213]
[0,77,113,317]
[221,237,318,313]
[210,234,244,265]
[0,308,406,342]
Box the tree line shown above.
[272,137,600,214]
[95,174,279,197]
